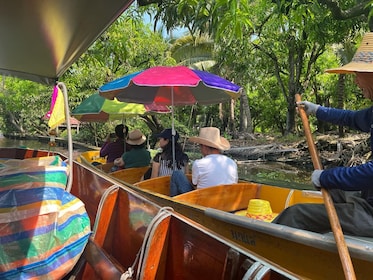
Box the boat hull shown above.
[127,175,373,279]
[0,147,298,279]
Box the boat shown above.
[0,1,366,278]
[78,150,106,166]
[0,147,299,279]
[94,173,373,279]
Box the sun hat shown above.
[326,33,373,74]
[188,127,230,151]
[155,128,179,141]
[126,129,146,145]
[235,199,278,223]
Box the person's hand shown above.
[311,170,323,190]
[105,134,111,142]
[297,101,320,115]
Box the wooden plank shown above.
[110,166,150,184]
[140,216,171,279]
[174,183,259,212]
[92,187,119,246]
[81,239,124,279]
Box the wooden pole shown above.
[295,94,356,280]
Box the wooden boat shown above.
[94,173,373,279]
[0,1,364,278]
[110,166,150,184]
[78,150,106,165]
[0,147,298,279]
[78,151,150,182]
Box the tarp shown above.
[0,0,134,85]
[0,156,91,279]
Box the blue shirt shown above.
[316,106,373,204]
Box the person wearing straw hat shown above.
[170,127,238,196]
[113,129,151,170]
[273,32,373,236]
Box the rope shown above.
[91,184,120,238]
[92,185,173,279]
[136,207,173,279]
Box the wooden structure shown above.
[0,147,299,279]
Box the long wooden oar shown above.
[295,94,356,280]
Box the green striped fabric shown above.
[0,156,91,279]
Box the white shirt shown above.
[192,154,238,189]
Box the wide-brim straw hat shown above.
[126,129,146,145]
[188,127,230,151]
[235,199,278,223]
[326,33,373,74]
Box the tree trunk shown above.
[239,88,253,133]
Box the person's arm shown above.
[319,161,373,191]
[114,157,124,168]
[191,161,199,187]
[183,163,190,175]
[316,106,372,132]
[99,134,111,157]
[151,161,160,178]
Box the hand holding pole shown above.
[295,94,356,280]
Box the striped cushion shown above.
[0,156,91,279]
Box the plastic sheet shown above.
[0,156,91,279]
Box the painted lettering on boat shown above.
[230,230,256,246]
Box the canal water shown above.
[0,137,313,190]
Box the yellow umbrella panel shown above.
[72,93,169,122]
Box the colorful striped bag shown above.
[0,156,91,279]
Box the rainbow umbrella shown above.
[99,66,241,105]
[99,66,241,168]
[71,92,169,122]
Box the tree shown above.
[151,0,370,134]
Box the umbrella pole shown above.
[171,87,176,170]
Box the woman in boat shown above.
[273,32,373,237]
[99,124,128,163]
[113,129,151,170]
[170,127,238,196]
[150,128,189,178]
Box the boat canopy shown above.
[0,0,134,85]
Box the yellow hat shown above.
[235,199,278,222]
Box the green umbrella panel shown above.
[72,93,169,122]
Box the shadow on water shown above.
[1,137,313,190]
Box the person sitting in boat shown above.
[273,32,373,237]
[99,124,128,163]
[113,129,151,171]
[148,128,189,179]
[170,126,238,196]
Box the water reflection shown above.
[238,161,313,190]
[0,138,85,159]
[1,138,313,190]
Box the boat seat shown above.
[97,162,115,173]
[110,166,150,184]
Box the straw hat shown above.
[126,129,146,145]
[235,199,278,222]
[188,127,230,151]
[326,33,373,74]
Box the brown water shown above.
[0,137,313,190]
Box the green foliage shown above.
[2,1,373,141]
[0,77,51,135]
